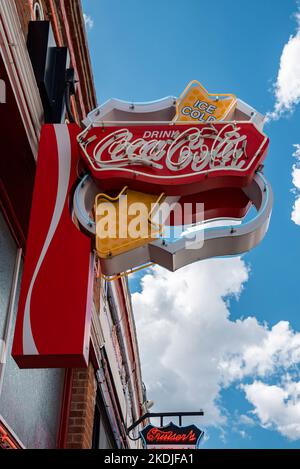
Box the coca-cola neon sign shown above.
[78,122,269,195]
[11,87,273,369]
[140,423,204,449]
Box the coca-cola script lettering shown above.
[78,123,269,196]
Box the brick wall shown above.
[14,0,31,35]
[66,363,97,449]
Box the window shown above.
[92,392,116,449]
[0,210,65,448]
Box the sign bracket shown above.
[126,411,204,435]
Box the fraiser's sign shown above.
[140,423,204,450]
[12,80,273,369]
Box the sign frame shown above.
[140,422,204,450]
[96,172,272,276]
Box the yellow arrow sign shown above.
[173,80,237,123]
[95,188,165,259]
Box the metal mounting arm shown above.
[126,411,204,434]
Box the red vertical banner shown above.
[12,124,93,368]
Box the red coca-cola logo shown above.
[78,123,269,196]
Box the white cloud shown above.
[132,259,300,438]
[219,320,300,381]
[133,258,250,425]
[291,144,300,225]
[239,414,256,427]
[243,380,300,440]
[292,198,300,225]
[267,5,300,229]
[83,13,94,31]
[267,6,300,121]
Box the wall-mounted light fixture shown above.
[32,1,45,21]
[27,21,77,123]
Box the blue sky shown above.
[82,0,300,449]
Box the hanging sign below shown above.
[140,423,204,450]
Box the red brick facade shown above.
[11,0,99,449]
[66,363,97,449]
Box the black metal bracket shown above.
[126,411,204,435]
[27,21,78,124]
[65,67,77,123]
